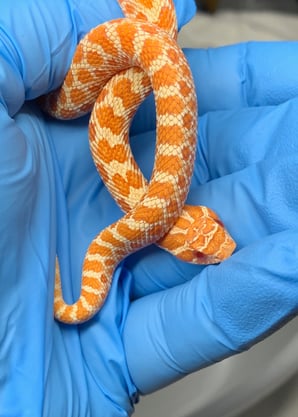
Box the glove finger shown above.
[123,230,298,394]
[194,96,298,183]
[189,97,298,245]
[0,0,124,112]
[186,41,298,114]
[131,41,298,134]
[126,97,298,296]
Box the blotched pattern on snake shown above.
[41,0,236,324]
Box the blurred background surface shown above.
[197,0,298,13]
[134,2,298,417]
[179,0,298,47]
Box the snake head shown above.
[184,206,236,264]
[160,205,236,265]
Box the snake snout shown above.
[190,229,236,265]
[186,208,236,265]
[197,232,236,264]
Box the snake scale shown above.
[41,0,236,324]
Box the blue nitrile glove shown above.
[1,1,298,417]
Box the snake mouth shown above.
[190,225,236,265]
[213,218,225,228]
[193,245,235,264]
[193,251,213,263]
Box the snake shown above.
[41,0,236,324]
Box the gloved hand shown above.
[1,1,298,416]
[125,42,298,393]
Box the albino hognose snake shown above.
[41,0,235,324]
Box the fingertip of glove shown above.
[174,0,197,31]
[70,0,124,40]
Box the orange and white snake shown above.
[42,0,236,324]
